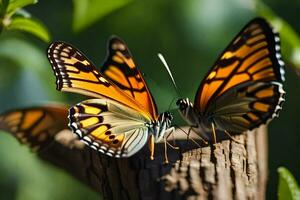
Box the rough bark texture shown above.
[37,125,268,200]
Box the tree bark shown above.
[38,125,268,200]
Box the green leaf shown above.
[72,0,133,32]
[6,0,37,16]
[278,167,300,200]
[0,0,9,17]
[7,16,50,42]
[256,2,300,73]
[14,8,32,18]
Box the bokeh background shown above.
[0,0,299,199]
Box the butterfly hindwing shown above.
[101,36,158,119]
[194,18,285,132]
[69,99,151,157]
[211,81,285,133]
[0,105,68,151]
[47,42,149,118]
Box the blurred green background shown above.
[0,0,299,199]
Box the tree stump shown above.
[38,125,268,200]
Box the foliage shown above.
[72,0,133,32]
[0,0,50,42]
[0,37,63,103]
[278,167,300,200]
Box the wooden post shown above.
[38,125,268,200]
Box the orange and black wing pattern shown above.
[0,105,68,151]
[101,37,158,119]
[212,81,285,132]
[195,18,285,132]
[47,42,149,118]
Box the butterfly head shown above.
[158,111,173,127]
[176,98,193,112]
[176,98,200,126]
[150,112,173,143]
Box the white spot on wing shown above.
[278,60,285,66]
[83,136,91,143]
[75,130,82,137]
[99,149,104,153]
[276,53,281,59]
[107,152,113,157]
[100,146,107,150]
[93,142,99,147]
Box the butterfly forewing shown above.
[47,42,151,119]
[101,37,158,119]
[193,18,285,132]
[69,99,150,157]
[195,18,285,115]
[0,105,68,150]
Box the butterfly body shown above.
[176,18,285,141]
[148,112,173,142]
[48,37,175,160]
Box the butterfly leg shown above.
[174,125,206,147]
[163,135,169,164]
[224,130,243,144]
[211,122,217,144]
[162,128,180,164]
[188,125,197,144]
[165,127,179,150]
[189,125,209,145]
[149,135,155,160]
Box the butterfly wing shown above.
[194,18,285,132]
[47,41,150,119]
[69,99,151,157]
[0,105,68,151]
[211,81,284,133]
[101,36,158,119]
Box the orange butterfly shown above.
[175,18,285,142]
[47,37,175,162]
[0,105,69,151]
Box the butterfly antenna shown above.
[168,97,177,111]
[158,53,181,97]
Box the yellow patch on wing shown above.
[81,117,99,127]
[61,57,90,66]
[82,105,102,115]
[90,125,108,138]
[207,71,216,80]
[112,55,124,64]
